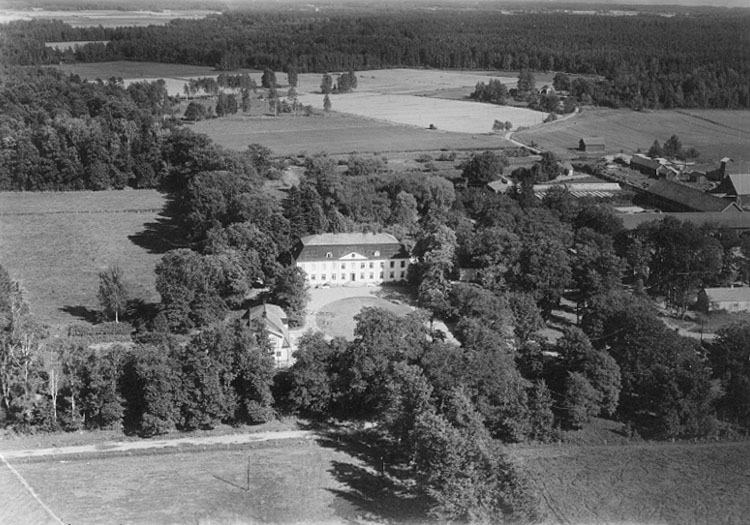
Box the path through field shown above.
[0,430,313,460]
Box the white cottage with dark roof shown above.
[292,233,411,285]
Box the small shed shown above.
[697,287,750,313]
[579,137,606,152]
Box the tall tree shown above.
[97,265,129,323]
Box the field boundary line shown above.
[0,452,65,525]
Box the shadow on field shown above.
[129,193,193,254]
[315,427,430,524]
[60,304,101,323]
[373,284,416,306]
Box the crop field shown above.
[57,61,261,83]
[0,9,217,27]
[10,440,424,525]
[296,91,546,134]
[191,112,509,155]
[510,440,750,525]
[515,107,750,170]
[0,190,168,330]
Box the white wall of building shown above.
[297,252,410,285]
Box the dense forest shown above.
[3,10,750,109]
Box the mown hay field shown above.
[12,440,424,525]
[296,91,546,134]
[0,190,167,329]
[191,112,510,155]
[511,440,750,525]
[515,107,750,170]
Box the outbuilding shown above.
[697,287,750,313]
[579,137,606,152]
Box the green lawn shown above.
[0,190,169,330]
[13,438,424,525]
[510,440,750,525]
[316,296,414,340]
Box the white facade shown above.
[296,252,409,285]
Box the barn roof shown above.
[580,137,605,146]
[725,174,750,197]
[630,155,661,171]
[703,287,750,303]
[620,211,750,230]
[645,180,739,213]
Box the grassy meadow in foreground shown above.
[14,440,426,525]
[511,440,750,525]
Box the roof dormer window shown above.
[325,252,333,258]
[373,250,380,257]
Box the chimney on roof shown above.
[720,157,733,180]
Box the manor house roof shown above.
[294,233,409,262]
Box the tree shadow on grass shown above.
[60,305,101,324]
[128,192,194,255]
[373,284,417,306]
[315,426,431,524]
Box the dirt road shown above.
[0,429,314,460]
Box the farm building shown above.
[714,173,750,207]
[293,232,411,286]
[538,85,555,95]
[487,176,516,194]
[534,181,622,199]
[620,211,750,231]
[638,180,743,213]
[242,304,293,368]
[629,155,663,177]
[697,287,750,313]
[579,137,606,152]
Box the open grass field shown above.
[515,107,750,171]
[11,439,423,525]
[191,112,510,155]
[316,296,413,340]
[510,440,750,525]
[0,190,168,330]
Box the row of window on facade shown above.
[310,270,406,281]
[306,260,406,271]
[325,251,381,258]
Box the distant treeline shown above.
[2,10,750,109]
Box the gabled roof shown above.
[630,155,661,171]
[725,174,750,197]
[245,304,290,347]
[702,287,750,303]
[294,232,409,262]
[645,180,739,213]
[580,137,605,146]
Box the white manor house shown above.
[293,233,412,285]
